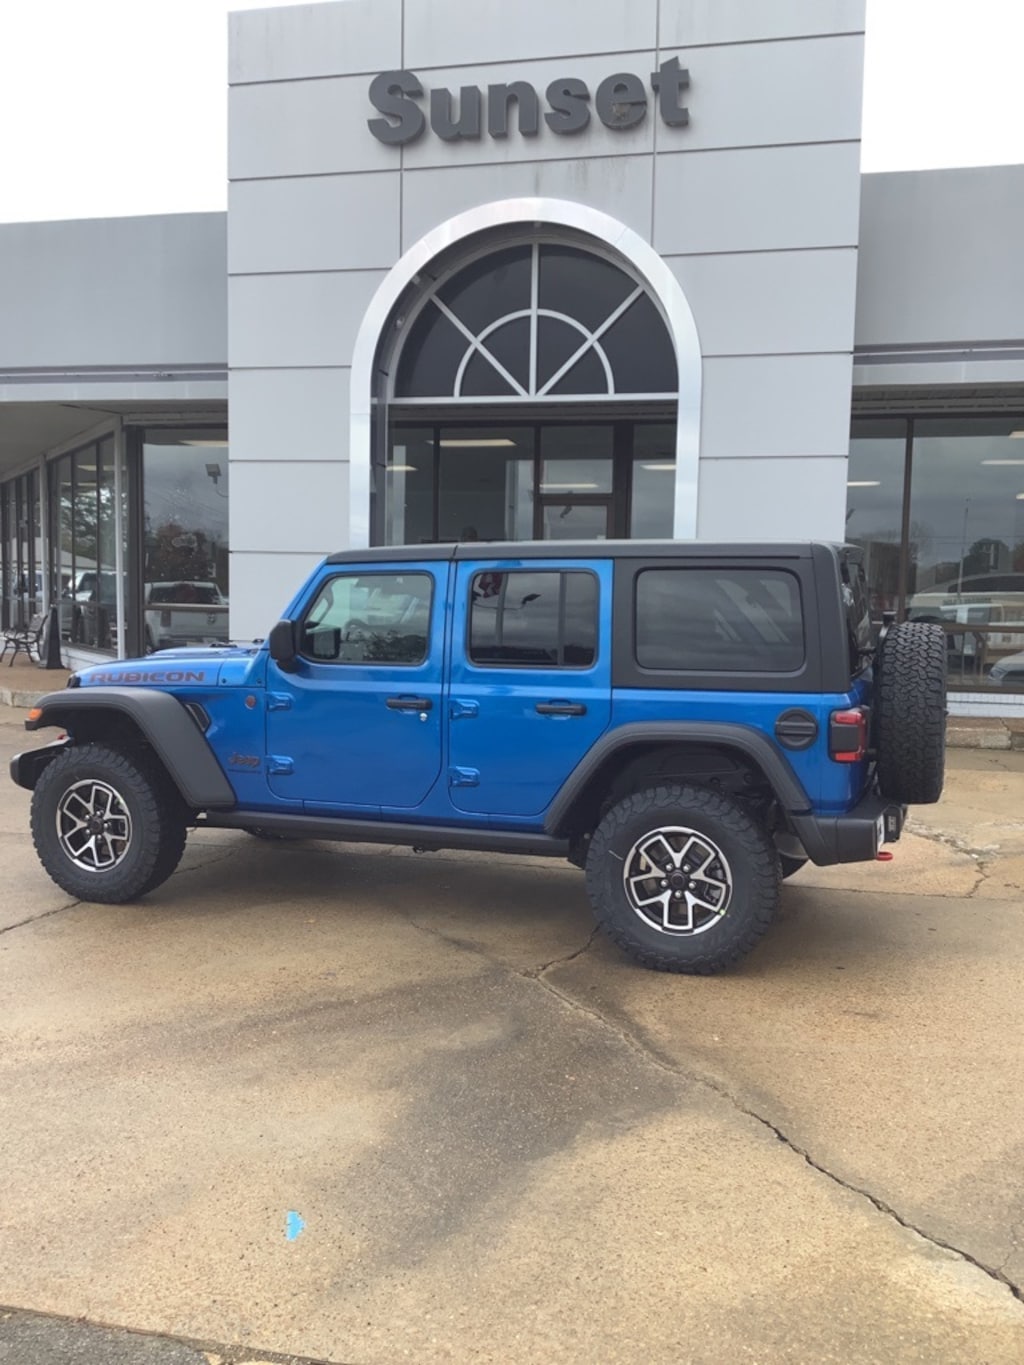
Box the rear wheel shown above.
[31,743,187,902]
[875,620,947,804]
[585,783,780,974]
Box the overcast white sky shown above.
[1,0,1022,224]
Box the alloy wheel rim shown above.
[56,779,133,872]
[622,825,733,936]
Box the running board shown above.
[198,810,570,859]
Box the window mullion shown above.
[529,243,539,398]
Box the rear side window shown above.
[635,568,804,672]
[469,570,598,667]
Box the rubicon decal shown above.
[86,670,209,685]
[368,58,690,146]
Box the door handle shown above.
[535,701,586,716]
[386,696,433,711]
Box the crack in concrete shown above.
[530,964,1024,1308]
[0,898,81,936]
[529,927,601,976]
[401,909,1024,1308]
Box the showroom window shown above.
[140,429,229,652]
[50,438,126,653]
[848,414,1024,691]
[1,469,41,632]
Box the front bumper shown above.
[9,738,71,792]
[789,794,906,867]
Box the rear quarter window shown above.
[635,568,804,673]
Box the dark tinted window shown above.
[469,570,598,667]
[300,573,432,665]
[635,569,804,672]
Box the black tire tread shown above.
[31,742,187,903]
[585,782,779,975]
[875,621,947,805]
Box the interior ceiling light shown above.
[982,458,1024,465]
[847,480,881,487]
[641,462,675,471]
[388,464,418,472]
[439,438,516,448]
[182,439,229,447]
[1009,430,1024,438]
[1016,493,1024,500]
[540,482,599,491]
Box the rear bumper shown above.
[790,794,906,867]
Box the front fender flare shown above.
[22,687,236,809]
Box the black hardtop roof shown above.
[325,540,854,565]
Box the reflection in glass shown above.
[631,424,676,538]
[906,417,1024,689]
[540,426,613,493]
[436,428,534,542]
[385,428,434,546]
[847,418,907,619]
[142,431,229,651]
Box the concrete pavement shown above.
[1,708,1022,1364]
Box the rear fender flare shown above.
[544,722,811,836]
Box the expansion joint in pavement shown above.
[531,967,1024,1309]
[396,908,1024,1308]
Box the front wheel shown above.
[585,783,780,974]
[31,743,187,902]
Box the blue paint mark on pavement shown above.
[286,1210,305,1241]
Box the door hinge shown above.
[267,755,294,776]
[449,698,479,720]
[448,766,480,788]
[267,693,293,711]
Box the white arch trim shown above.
[348,198,702,548]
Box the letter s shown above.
[545,78,591,134]
[368,70,427,146]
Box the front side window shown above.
[635,568,804,673]
[300,573,432,665]
[469,570,598,667]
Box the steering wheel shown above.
[342,618,372,642]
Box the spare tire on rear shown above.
[874,620,947,804]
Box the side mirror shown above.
[268,618,298,672]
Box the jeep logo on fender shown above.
[367,57,690,146]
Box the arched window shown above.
[392,241,678,403]
[376,232,681,546]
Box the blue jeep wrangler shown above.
[11,542,947,973]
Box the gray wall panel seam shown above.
[228,267,390,279]
[230,144,861,189]
[226,30,865,87]
[664,246,857,259]
[703,350,854,360]
[230,365,354,373]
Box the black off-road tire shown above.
[585,783,780,974]
[779,853,808,880]
[30,743,188,903]
[875,621,947,805]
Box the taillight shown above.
[829,708,867,763]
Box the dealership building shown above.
[2,0,1023,711]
